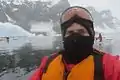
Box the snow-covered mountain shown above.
[0,0,120,53]
[0,0,120,34]
[0,22,35,51]
[0,0,70,32]
[0,22,58,51]
[0,22,34,37]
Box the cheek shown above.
[64,33,69,37]
[84,33,90,36]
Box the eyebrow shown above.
[67,28,87,33]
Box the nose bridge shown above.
[69,23,81,33]
[73,30,79,33]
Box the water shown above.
[1,32,120,80]
[0,36,55,52]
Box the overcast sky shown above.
[69,0,120,19]
[5,0,120,19]
[45,0,120,19]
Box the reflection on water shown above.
[0,36,57,80]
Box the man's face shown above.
[65,23,90,37]
[61,7,93,37]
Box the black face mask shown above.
[63,34,94,64]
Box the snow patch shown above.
[30,21,55,36]
[0,22,35,37]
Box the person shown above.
[30,6,120,80]
[96,33,103,51]
[96,33,102,42]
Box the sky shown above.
[4,0,120,19]
[42,0,120,19]
[68,0,120,19]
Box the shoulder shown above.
[93,49,120,71]
[102,52,120,80]
[95,49,120,68]
[102,52,120,63]
[29,56,48,80]
[94,49,120,79]
[30,53,60,80]
[39,52,61,72]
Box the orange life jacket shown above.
[30,50,120,80]
[30,50,105,80]
[42,54,94,80]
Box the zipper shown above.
[63,70,70,80]
[62,57,71,80]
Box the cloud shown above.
[69,0,110,9]
[68,0,120,19]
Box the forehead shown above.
[62,7,92,23]
[66,23,87,31]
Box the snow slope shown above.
[0,22,34,37]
